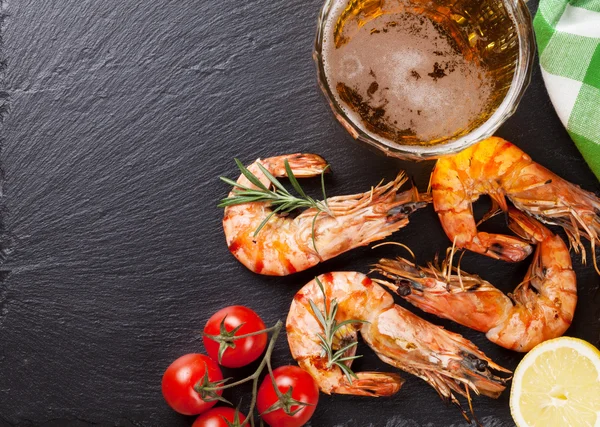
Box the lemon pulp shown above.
[510,337,600,427]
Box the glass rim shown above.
[314,0,536,160]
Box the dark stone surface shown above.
[0,0,598,426]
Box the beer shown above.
[317,0,525,149]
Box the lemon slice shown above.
[510,337,600,427]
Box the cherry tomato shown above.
[161,354,223,415]
[203,305,267,368]
[256,366,319,427]
[192,407,247,427]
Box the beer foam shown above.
[321,4,493,144]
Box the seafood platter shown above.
[160,0,600,426]
[2,0,599,426]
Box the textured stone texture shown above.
[0,0,598,426]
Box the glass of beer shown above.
[315,0,534,160]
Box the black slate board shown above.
[0,1,598,426]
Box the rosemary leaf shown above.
[321,165,330,209]
[308,299,327,330]
[329,301,338,325]
[219,157,333,248]
[219,176,255,191]
[253,211,276,237]
[235,158,270,191]
[308,276,366,383]
[316,333,329,350]
[315,276,326,294]
[337,355,363,362]
[336,362,359,384]
[329,342,359,363]
[285,160,309,199]
[256,162,290,195]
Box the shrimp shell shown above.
[224,154,428,275]
[287,272,510,418]
[374,210,577,352]
[432,136,600,267]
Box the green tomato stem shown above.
[197,320,284,427]
[204,324,279,343]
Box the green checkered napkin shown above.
[534,0,600,180]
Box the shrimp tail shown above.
[296,358,404,397]
[332,371,405,397]
[507,208,550,243]
[260,153,331,178]
[475,232,534,261]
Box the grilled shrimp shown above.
[286,272,509,414]
[223,154,428,275]
[374,209,577,352]
[432,136,600,265]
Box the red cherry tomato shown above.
[161,354,223,415]
[203,305,267,368]
[192,407,247,427]
[256,366,319,427]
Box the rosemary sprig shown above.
[218,158,331,253]
[308,277,367,383]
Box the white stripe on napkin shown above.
[555,4,600,38]
[540,68,583,126]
